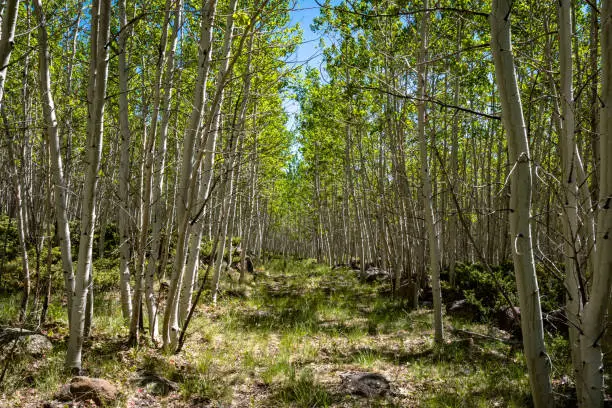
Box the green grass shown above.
[271,367,333,407]
[181,349,232,404]
[0,257,574,407]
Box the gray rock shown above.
[130,370,178,396]
[446,299,482,321]
[0,328,52,358]
[55,384,73,401]
[359,267,390,283]
[340,371,391,397]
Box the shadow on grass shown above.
[335,338,516,366]
[84,335,129,360]
[423,382,532,408]
[265,368,335,408]
[235,295,321,333]
[228,264,534,407]
[231,270,413,337]
[263,365,405,408]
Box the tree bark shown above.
[65,0,111,373]
[163,0,218,350]
[117,0,133,323]
[557,2,585,400]
[0,0,19,105]
[417,0,443,344]
[489,1,553,406]
[579,2,612,406]
[145,0,183,343]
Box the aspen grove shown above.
[0,0,611,407]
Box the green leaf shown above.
[233,11,250,28]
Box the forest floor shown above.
[1,258,567,407]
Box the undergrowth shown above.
[0,257,575,407]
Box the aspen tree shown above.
[0,2,21,307]
[184,0,238,311]
[65,0,111,372]
[162,0,218,350]
[0,0,19,105]
[117,0,133,324]
[489,1,553,406]
[417,0,443,343]
[208,25,254,306]
[557,1,585,400]
[579,1,612,406]
[145,0,183,343]
[32,0,75,327]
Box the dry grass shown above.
[0,258,572,407]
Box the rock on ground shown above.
[130,370,179,396]
[495,306,521,335]
[358,267,390,283]
[56,376,118,407]
[446,299,482,321]
[339,371,391,397]
[0,328,52,358]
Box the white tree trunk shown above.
[557,1,584,401]
[5,114,30,322]
[65,0,111,372]
[130,0,176,344]
[117,0,133,323]
[162,0,218,350]
[417,0,443,343]
[176,0,238,324]
[0,0,19,105]
[61,2,82,217]
[179,165,203,323]
[32,0,75,326]
[580,2,612,406]
[490,1,553,406]
[201,0,239,305]
[145,0,183,343]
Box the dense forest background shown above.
[0,0,611,407]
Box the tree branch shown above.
[355,84,501,120]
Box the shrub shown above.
[93,258,120,291]
[442,262,517,320]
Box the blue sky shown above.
[283,0,326,130]
[287,0,325,69]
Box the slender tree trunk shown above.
[240,132,258,284]
[130,0,175,344]
[0,0,19,105]
[0,0,20,305]
[417,0,443,344]
[589,2,600,202]
[448,21,462,287]
[580,2,612,406]
[145,0,183,343]
[40,174,53,326]
[117,0,133,323]
[5,111,30,323]
[556,2,585,400]
[192,0,239,308]
[62,1,82,216]
[489,2,553,406]
[163,0,218,350]
[179,165,203,320]
[130,60,151,344]
[65,0,111,372]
